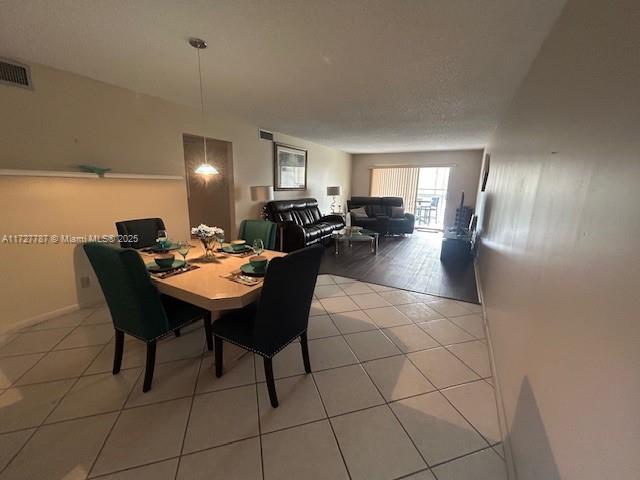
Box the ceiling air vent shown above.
[0,58,33,89]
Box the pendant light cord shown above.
[196,46,208,165]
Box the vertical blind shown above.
[370,167,420,214]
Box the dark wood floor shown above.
[319,231,479,304]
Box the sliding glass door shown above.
[369,166,450,231]
[416,167,450,230]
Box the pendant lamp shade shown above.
[195,163,219,175]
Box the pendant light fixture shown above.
[190,37,219,176]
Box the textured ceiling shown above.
[0,0,565,153]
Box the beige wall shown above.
[0,176,191,326]
[0,63,351,328]
[476,1,640,479]
[351,150,483,228]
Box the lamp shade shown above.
[195,163,219,175]
[326,186,341,196]
[250,185,274,202]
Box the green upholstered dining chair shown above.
[238,219,277,250]
[83,242,213,392]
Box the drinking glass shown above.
[252,239,264,255]
[178,241,192,266]
[157,229,168,246]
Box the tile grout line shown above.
[335,326,437,479]
[0,366,496,439]
[443,343,490,380]
[308,366,353,480]
[3,278,492,478]
[88,433,263,479]
[393,466,435,480]
[0,335,491,433]
[173,344,208,480]
[0,307,98,343]
[4,326,209,388]
[1,313,100,383]
[8,353,202,389]
[402,351,496,450]
[0,335,116,476]
[9,346,109,388]
[2,332,490,423]
[314,291,499,471]
[85,359,146,478]
[428,443,503,469]
[253,353,266,480]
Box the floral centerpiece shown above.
[191,224,224,260]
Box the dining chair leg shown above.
[204,313,213,351]
[113,330,124,375]
[263,357,279,408]
[300,331,312,374]
[142,341,157,392]
[173,328,181,337]
[214,336,224,378]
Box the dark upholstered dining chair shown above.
[83,242,213,392]
[115,217,165,249]
[212,244,323,407]
[238,219,277,250]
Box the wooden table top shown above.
[140,245,285,312]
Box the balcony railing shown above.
[414,188,447,230]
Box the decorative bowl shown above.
[248,255,268,272]
[230,240,247,251]
[154,253,175,268]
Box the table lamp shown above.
[250,185,274,219]
[326,186,341,213]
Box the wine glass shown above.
[157,229,168,247]
[252,238,264,256]
[178,241,192,266]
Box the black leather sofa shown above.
[265,198,345,252]
[347,196,415,235]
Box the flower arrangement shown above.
[191,224,224,260]
[191,224,224,239]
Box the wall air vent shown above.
[259,129,274,141]
[0,58,32,89]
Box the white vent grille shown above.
[0,59,32,89]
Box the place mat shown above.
[150,264,200,279]
[216,247,255,258]
[140,244,180,254]
[221,269,263,287]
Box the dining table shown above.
[139,244,286,318]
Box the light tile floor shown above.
[0,275,504,480]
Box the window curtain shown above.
[370,167,419,214]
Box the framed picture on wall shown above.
[274,143,307,191]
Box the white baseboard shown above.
[1,304,80,335]
[474,260,518,480]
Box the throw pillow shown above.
[349,207,368,218]
[391,206,405,218]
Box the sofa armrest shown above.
[404,212,415,230]
[279,221,306,252]
[320,214,345,226]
